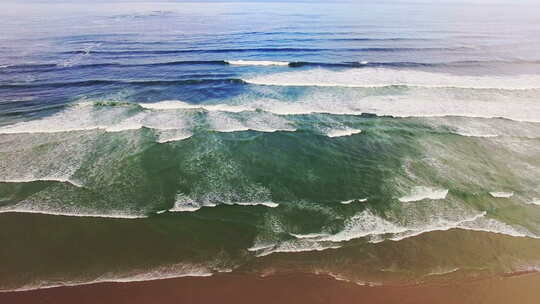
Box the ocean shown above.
[1,1,540,292]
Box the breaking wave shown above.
[244,68,540,90]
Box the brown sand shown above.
[2,272,540,304]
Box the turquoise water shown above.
[1,1,540,291]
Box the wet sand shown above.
[2,271,540,304]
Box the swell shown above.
[4,59,540,73]
[59,46,469,56]
[288,61,435,68]
[0,60,229,73]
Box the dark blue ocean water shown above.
[1,1,540,121]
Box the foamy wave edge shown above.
[226,60,289,66]
[0,264,215,293]
[249,210,539,257]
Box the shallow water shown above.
[1,1,540,291]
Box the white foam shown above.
[490,191,514,198]
[340,198,368,204]
[245,68,540,90]
[157,132,193,143]
[206,112,250,133]
[0,208,146,219]
[225,201,279,208]
[458,216,531,238]
[247,242,276,252]
[426,267,460,276]
[314,270,380,286]
[0,102,200,136]
[169,193,212,212]
[238,111,296,133]
[100,265,213,283]
[248,239,340,257]
[526,198,540,206]
[454,132,499,138]
[169,193,279,212]
[227,60,289,66]
[389,212,487,241]
[0,178,83,188]
[0,104,131,134]
[398,186,449,203]
[104,123,143,133]
[321,210,408,243]
[139,100,249,113]
[326,128,362,138]
[290,232,331,239]
[249,208,538,257]
[4,263,213,293]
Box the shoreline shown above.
[2,271,540,304]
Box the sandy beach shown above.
[2,271,540,304]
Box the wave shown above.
[0,178,83,187]
[6,59,540,73]
[0,208,146,219]
[453,131,499,138]
[340,198,368,204]
[137,95,540,123]
[226,60,289,66]
[326,128,362,138]
[170,193,279,212]
[290,232,331,239]
[322,210,408,243]
[244,68,540,90]
[169,201,279,212]
[288,61,433,68]
[248,239,340,257]
[156,133,193,143]
[489,191,514,198]
[1,78,245,90]
[426,267,460,277]
[2,263,213,293]
[62,48,327,55]
[0,101,295,136]
[226,201,279,208]
[138,100,250,112]
[251,209,539,257]
[328,210,535,243]
[526,199,540,206]
[61,47,465,56]
[398,186,449,203]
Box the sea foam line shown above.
[169,201,279,212]
[398,186,449,203]
[0,178,83,188]
[1,264,213,293]
[489,191,514,198]
[0,209,147,219]
[326,128,362,138]
[226,60,289,66]
[340,198,368,204]
[244,68,540,90]
[250,210,538,257]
